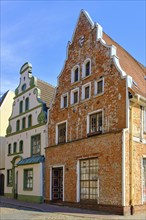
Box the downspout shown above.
[129,96,139,215]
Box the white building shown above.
[5,62,55,203]
[0,90,15,195]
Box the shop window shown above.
[80,158,98,200]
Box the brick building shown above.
[45,10,146,215]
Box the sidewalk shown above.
[0,196,146,220]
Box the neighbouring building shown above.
[45,10,146,215]
[0,90,15,195]
[5,62,55,203]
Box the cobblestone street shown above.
[0,197,146,220]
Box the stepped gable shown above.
[37,79,55,108]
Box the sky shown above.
[1,0,146,95]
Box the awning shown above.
[17,155,45,166]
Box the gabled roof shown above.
[0,91,9,107]
[37,79,55,108]
[103,32,146,98]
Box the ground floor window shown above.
[143,158,146,202]
[24,169,33,190]
[7,169,12,186]
[80,158,98,200]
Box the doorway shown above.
[52,167,63,200]
[0,174,4,195]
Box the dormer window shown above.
[61,93,68,108]
[82,59,91,78]
[71,65,80,83]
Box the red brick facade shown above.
[45,10,146,215]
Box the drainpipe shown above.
[129,96,140,215]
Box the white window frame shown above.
[71,65,80,83]
[56,120,67,144]
[82,82,91,100]
[87,109,104,134]
[61,92,68,109]
[144,108,146,133]
[94,78,104,96]
[70,88,79,105]
[142,156,146,204]
[82,58,91,78]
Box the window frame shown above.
[70,88,79,105]
[8,144,11,155]
[16,119,20,131]
[61,93,68,109]
[13,142,17,154]
[7,169,12,186]
[71,65,80,84]
[28,114,32,128]
[56,120,67,145]
[94,78,104,96]
[23,169,33,191]
[82,82,91,101]
[31,134,41,156]
[25,97,29,111]
[19,140,23,152]
[87,109,103,135]
[22,117,26,129]
[19,101,23,114]
[82,58,91,78]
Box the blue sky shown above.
[1,0,146,94]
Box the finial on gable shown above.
[20,62,32,75]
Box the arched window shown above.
[16,120,20,131]
[22,117,26,129]
[71,65,80,83]
[13,142,17,153]
[25,97,29,111]
[83,59,91,78]
[19,101,23,113]
[19,140,23,152]
[85,61,90,76]
[8,144,11,154]
[28,115,32,128]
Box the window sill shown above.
[71,80,80,85]
[71,102,79,107]
[82,74,91,80]
[81,97,91,103]
[23,188,33,191]
[94,92,104,98]
[87,131,102,137]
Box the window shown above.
[25,97,29,111]
[8,144,11,155]
[16,120,20,131]
[13,142,17,153]
[80,158,98,200]
[144,108,146,133]
[22,117,26,129]
[28,115,32,128]
[143,158,146,202]
[22,83,26,91]
[82,83,91,100]
[31,134,41,156]
[82,59,91,78]
[71,88,79,105]
[87,110,103,135]
[57,122,66,144]
[94,78,104,95]
[7,169,12,186]
[19,101,23,113]
[71,65,80,83]
[19,140,23,152]
[24,169,33,190]
[61,93,68,108]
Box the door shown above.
[0,174,4,195]
[52,167,63,200]
[15,171,18,199]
